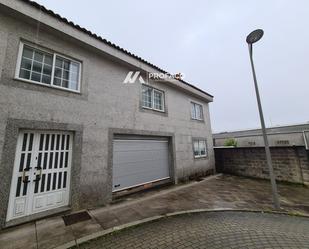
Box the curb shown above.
[57,208,309,249]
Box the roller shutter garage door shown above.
[112,138,170,192]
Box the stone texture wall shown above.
[0,6,215,220]
[215,146,309,185]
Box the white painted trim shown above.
[53,53,82,92]
[6,133,24,221]
[14,41,82,93]
[142,106,165,113]
[153,88,165,112]
[193,139,208,158]
[50,53,56,88]
[14,42,24,79]
[141,85,165,112]
[14,77,81,94]
[190,101,204,121]
[194,155,207,159]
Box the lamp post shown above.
[246,29,280,209]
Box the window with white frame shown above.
[16,43,81,92]
[142,85,165,111]
[142,85,152,108]
[191,102,203,120]
[193,139,207,158]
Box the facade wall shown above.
[0,9,214,225]
[215,147,309,185]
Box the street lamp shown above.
[246,29,280,209]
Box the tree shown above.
[224,138,237,147]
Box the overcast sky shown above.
[36,0,309,132]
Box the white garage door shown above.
[112,139,170,192]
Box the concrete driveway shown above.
[0,174,308,249]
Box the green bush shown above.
[224,138,237,147]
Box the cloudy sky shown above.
[36,0,309,132]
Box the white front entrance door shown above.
[6,130,73,221]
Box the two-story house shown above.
[0,0,214,228]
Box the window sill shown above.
[194,155,208,160]
[140,106,168,117]
[191,118,205,123]
[14,77,81,94]
[142,106,165,113]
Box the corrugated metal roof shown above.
[19,0,213,98]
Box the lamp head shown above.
[246,29,264,44]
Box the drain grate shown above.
[63,211,92,226]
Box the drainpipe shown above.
[303,131,309,150]
[295,147,305,184]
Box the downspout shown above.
[303,131,309,150]
[301,131,309,185]
[294,147,304,184]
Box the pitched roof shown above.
[19,0,213,98]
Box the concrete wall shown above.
[0,6,215,224]
[215,147,309,185]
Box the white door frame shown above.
[6,130,73,222]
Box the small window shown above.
[54,56,80,90]
[19,46,53,85]
[193,139,207,158]
[191,102,203,120]
[16,43,81,92]
[142,85,164,112]
[153,89,163,110]
[142,85,152,108]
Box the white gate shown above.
[6,130,73,221]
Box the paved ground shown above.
[0,174,309,249]
[75,211,309,249]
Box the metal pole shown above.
[248,44,280,209]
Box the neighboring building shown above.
[213,123,309,149]
[0,0,214,228]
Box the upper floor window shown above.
[16,42,81,92]
[191,102,203,120]
[193,139,207,158]
[142,85,165,112]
